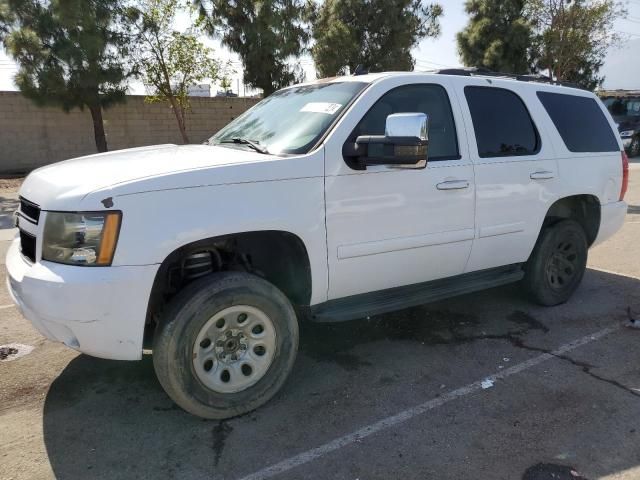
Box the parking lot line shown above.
[237,325,619,480]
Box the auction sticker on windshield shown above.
[300,102,342,115]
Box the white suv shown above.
[7,71,628,419]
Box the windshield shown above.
[603,97,640,117]
[209,81,367,155]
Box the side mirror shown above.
[343,113,429,168]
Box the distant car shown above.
[216,90,238,97]
[8,71,628,419]
[601,91,640,157]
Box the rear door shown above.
[453,80,560,272]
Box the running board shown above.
[311,264,524,322]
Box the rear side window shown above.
[464,86,540,158]
[537,91,618,153]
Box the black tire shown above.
[152,272,299,419]
[523,219,588,306]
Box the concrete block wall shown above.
[0,92,259,173]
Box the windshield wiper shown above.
[219,137,269,154]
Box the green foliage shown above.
[127,0,221,143]
[310,0,443,77]
[195,0,308,96]
[0,0,132,151]
[220,75,232,91]
[0,1,13,36]
[526,0,625,90]
[457,0,532,74]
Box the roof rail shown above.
[435,67,583,89]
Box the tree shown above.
[457,0,532,74]
[310,0,443,78]
[220,75,232,93]
[195,0,308,96]
[527,0,625,89]
[0,0,132,153]
[127,0,221,143]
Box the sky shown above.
[1,0,640,94]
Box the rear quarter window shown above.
[537,91,619,153]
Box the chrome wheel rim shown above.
[193,305,277,394]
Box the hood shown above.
[19,144,303,210]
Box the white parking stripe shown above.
[237,325,619,480]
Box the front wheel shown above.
[523,219,588,306]
[152,272,299,419]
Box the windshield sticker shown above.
[300,102,342,115]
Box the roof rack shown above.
[434,67,582,89]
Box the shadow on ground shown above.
[41,269,640,480]
[0,196,19,230]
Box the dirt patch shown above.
[0,178,24,192]
[0,343,34,362]
[0,346,18,360]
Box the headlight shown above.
[620,130,634,138]
[42,211,122,266]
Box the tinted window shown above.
[464,86,539,157]
[538,92,619,152]
[353,84,459,161]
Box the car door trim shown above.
[337,228,475,260]
[478,221,526,238]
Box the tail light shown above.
[620,150,629,201]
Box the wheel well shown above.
[144,231,312,346]
[543,195,601,246]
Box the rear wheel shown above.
[523,219,588,306]
[153,272,299,419]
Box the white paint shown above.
[478,222,526,239]
[236,326,618,480]
[0,304,15,310]
[337,228,475,260]
[481,379,494,389]
[6,238,158,360]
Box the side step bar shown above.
[311,264,525,323]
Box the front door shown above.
[324,80,476,300]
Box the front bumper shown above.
[592,200,627,247]
[6,237,158,360]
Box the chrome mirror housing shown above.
[385,113,428,141]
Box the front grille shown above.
[19,197,40,224]
[20,230,36,262]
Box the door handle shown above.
[436,180,470,190]
[530,170,555,180]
